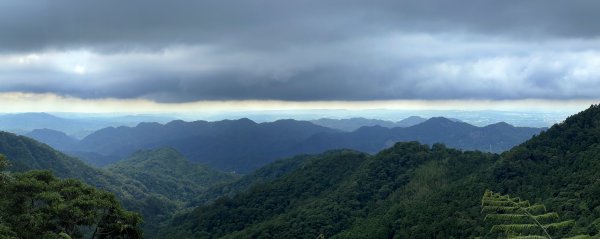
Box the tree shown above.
[0,154,142,239]
[0,154,10,183]
[0,155,17,239]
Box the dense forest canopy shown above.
[0,154,142,238]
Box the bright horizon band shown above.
[0,92,596,114]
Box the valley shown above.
[2,105,599,238]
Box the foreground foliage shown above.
[0,155,142,238]
[481,190,577,238]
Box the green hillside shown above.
[189,153,313,207]
[0,131,128,191]
[107,148,238,206]
[160,143,496,238]
[487,104,600,236]
[160,104,600,238]
[0,132,236,237]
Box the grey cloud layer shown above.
[1,0,600,102]
[2,0,600,52]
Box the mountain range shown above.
[0,112,173,138]
[309,116,428,131]
[1,105,600,238]
[159,104,600,238]
[296,117,544,154]
[28,117,543,173]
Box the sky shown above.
[1,0,599,116]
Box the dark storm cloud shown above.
[138,66,419,103]
[2,0,600,53]
[1,0,600,102]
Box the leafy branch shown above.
[481,190,576,239]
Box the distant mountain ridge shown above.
[295,117,543,155]
[0,112,174,138]
[0,113,71,135]
[71,119,337,172]
[25,128,78,150]
[24,117,544,173]
[310,116,428,131]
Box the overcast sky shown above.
[1,0,599,113]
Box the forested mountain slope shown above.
[487,104,600,236]
[0,132,235,237]
[160,104,600,238]
[160,143,497,238]
[0,131,112,182]
[107,148,238,206]
[189,153,313,207]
